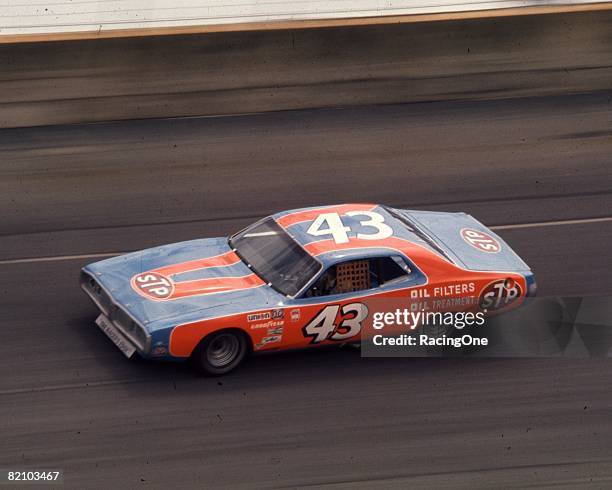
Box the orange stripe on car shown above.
[169,273,265,299]
[154,250,241,276]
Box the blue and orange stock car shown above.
[81,204,536,375]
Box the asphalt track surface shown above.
[1,91,612,487]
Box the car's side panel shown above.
[169,239,528,357]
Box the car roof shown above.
[272,203,433,267]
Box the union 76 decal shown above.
[303,303,369,343]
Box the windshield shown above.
[229,218,321,296]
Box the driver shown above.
[320,267,337,295]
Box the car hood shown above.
[81,237,283,331]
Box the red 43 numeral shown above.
[302,303,368,343]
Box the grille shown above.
[81,271,149,351]
[113,306,147,349]
[81,272,113,315]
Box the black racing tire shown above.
[190,329,249,376]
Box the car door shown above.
[285,255,420,347]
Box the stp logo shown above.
[461,228,501,253]
[132,272,174,300]
[479,279,522,311]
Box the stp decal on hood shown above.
[130,250,265,301]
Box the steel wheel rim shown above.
[206,334,240,368]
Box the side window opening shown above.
[379,255,411,284]
[304,256,411,297]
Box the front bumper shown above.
[80,270,151,356]
[525,272,538,297]
[95,313,136,357]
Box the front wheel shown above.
[190,330,249,376]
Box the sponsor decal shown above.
[130,250,265,301]
[262,335,282,343]
[151,342,168,356]
[132,271,264,302]
[250,320,284,330]
[255,335,283,349]
[248,310,283,323]
[409,282,475,299]
[290,309,301,322]
[479,279,523,311]
[132,272,174,300]
[248,312,271,322]
[460,228,501,253]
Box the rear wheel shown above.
[190,330,249,376]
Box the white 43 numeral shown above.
[303,303,369,343]
[306,212,351,243]
[306,211,393,244]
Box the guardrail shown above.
[1,0,611,42]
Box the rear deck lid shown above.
[391,208,531,272]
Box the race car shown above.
[80,204,536,375]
